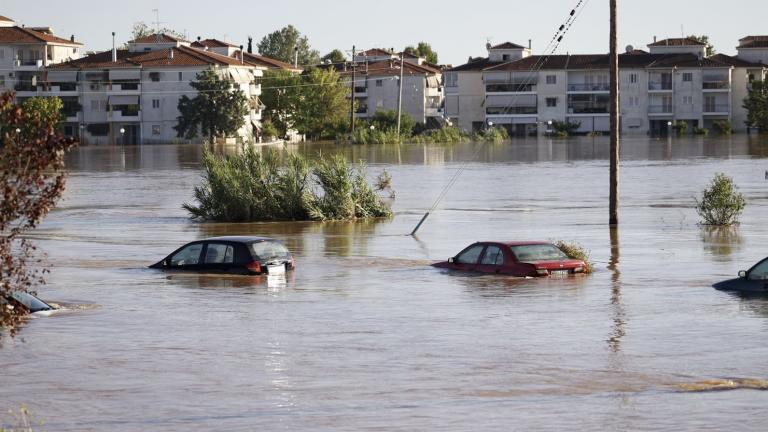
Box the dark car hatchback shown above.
[150,236,294,275]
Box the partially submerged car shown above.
[433,241,586,277]
[150,236,294,275]
[2,291,56,316]
[713,257,768,293]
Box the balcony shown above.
[648,82,672,91]
[108,109,141,121]
[14,59,44,70]
[354,86,367,95]
[486,106,538,115]
[703,104,730,114]
[568,83,610,92]
[107,83,141,95]
[486,83,537,93]
[648,105,673,114]
[568,104,608,114]
[703,81,730,91]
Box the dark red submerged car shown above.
[432,241,586,277]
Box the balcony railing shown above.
[703,81,729,90]
[354,86,367,93]
[568,83,610,92]
[486,83,537,93]
[648,105,673,113]
[486,106,538,115]
[648,82,673,91]
[568,104,609,114]
[15,59,43,67]
[703,104,730,113]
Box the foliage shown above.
[411,126,470,144]
[743,80,768,131]
[184,146,392,222]
[369,110,416,136]
[257,25,320,66]
[131,21,185,41]
[693,127,709,135]
[688,34,716,57]
[0,93,77,331]
[343,127,403,145]
[712,120,732,135]
[259,69,302,137]
[293,68,350,140]
[551,120,581,137]
[553,240,593,274]
[321,49,346,64]
[174,69,249,143]
[695,173,746,226]
[587,131,603,137]
[473,126,509,143]
[673,120,689,135]
[261,120,279,140]
[404,42,439,64]
[0,405,37,432]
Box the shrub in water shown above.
[473,126,509,143]
[673,120,689,135]
[712,120,732,135]
[693,127,709,135]
[551,120,581,137]
[553,240,594,274]
[695,173,746,226]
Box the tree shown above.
[257,25,320,67]
[174,69,249,143]
[293,68,350,139]
[1,93,77,331]
[260,69,303,137]
[688,35,716,57]
[743,80,768,131]
[404,42,439,64]
[368,110,415,136]
[131,21,186,41]
[321,49,346,65]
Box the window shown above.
[0,49,4,59]
[376,79,383,87]
[546,97,558,107]
[480,246,505,265]
[90,100,107,111]
[683,72,693,82]
[510,244,567,262]
[149,72,160,82]
[0,75,4,88]
[683,96,693,105]
[170,243,203,266]
[204,244,234,264]
[455,245,485,264]
[629,73,638,84]
[152,125,161,135]
[546,75,557,85]
[748,73,756,82]
[86,123,109,136]
[502,54,510,61]
[249,241,290,260]
[152,99,160,109]
[748,259,768,280]
[178,72,183,81]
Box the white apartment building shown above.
[0,15,82,97]
[446,38,768,136]
[41,34,266,145]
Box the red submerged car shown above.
[432,241,586,277]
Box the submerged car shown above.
[150,236,294,275]
[2,291,55,315]
[432,241,586,277]
[713,257,768,293]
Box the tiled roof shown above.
[129,33,188,44]
[239,51,302,71]
[50,45,252,70]
[0,26,81,45]
[707,53,765,68]
[0,15,14,22]
[481,52,760,71]
[648,37,705,47]
[448,57,496,72]
[362,59,440,77]
[738,36,768,49]
[191,38,239,48]
[359,48,394,57]
[491,42,526,50]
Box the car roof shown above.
[204,236,279,243]
[488,241,553,246]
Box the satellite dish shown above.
[625,45,634,53]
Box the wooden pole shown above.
[396,52,404,140]
[350,45,356,133]
[609,0,620,226]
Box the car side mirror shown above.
[739,270,747,279]
[448,257,455,264]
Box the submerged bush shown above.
[553,240,594,274]
[712,120,732,135]
[184,146,393,222]
[473,126,510,143]
[693,127,709,135]
[695,173,746,226]
[411,126,471,144]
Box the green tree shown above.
[131,21,186,41]
[404,42,439,64]
[174,69,249,143]
[1,94,77,331]
[321,49,346,64]
[743,80,768,131]
[260,69,303,137]
[688,35,716,57]
[257,25,320,66]
[368,110,415,136]
[293,68,350,139]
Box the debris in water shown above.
[677,379,768,392]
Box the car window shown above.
[456,245,485,264]
[510,244,568,262]
[204,243,234,264]
[249,241,290,260]
[749,260,768,280]
[170,243,203,266]
[481,246,505,265]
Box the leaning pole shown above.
[609,0,620,226]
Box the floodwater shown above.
[3,136,768,431]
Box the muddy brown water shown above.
[2,136,768,431]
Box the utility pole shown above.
[609,0,620,226]
[396,52,405,140]
[350,45,356,133]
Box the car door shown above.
[475,244,506,274]
[167,242,205,272]
[201,242,236,273]
[451,243,486,272]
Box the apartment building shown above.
[447,38,767,136]
[42,34,267,145]
[0,15,82,96]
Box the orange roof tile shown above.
[129,33,188,44]
[191,38,239,48]
[0,26,81,45]
[239,51,302,72]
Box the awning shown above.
[109,69,141,80]
[46,70,78,82]
[426,76,440,88]
[109,95,139,105]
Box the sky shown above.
[3,0,767,66]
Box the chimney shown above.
[239,45,244,64]
[197,36,201,41]
[111,32,116,62]
[71,34,75,43]
[528,39,532,50]
[654,36,657,43]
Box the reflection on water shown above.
[2,137,768,431]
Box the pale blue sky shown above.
[4,0,766,65]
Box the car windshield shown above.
[249,241,290,260]
[749,259,768,280]
[510,244,568,262]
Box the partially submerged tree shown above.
[0,93,77,330]
[695,173,746,226]
[257,25,320,66]
[293,68,350,140]
[175,69,249,143]
[743,80,768,131]
[688,34,716,57]
[404,42,439,64]
[259,69,303,137]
